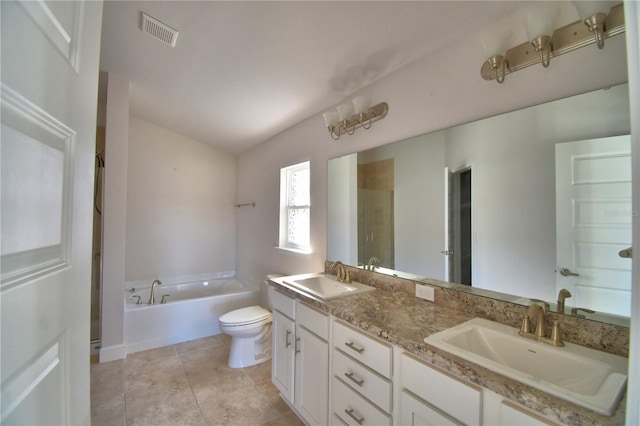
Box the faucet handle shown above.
[520,316,532,334]
[570,307,595,317]
[344,269,351,284]
[550,321,566,347]
[161,294,171,304]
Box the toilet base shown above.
[227,323,272,368]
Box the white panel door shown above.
[1,1,103,424]
[555,136,632,316]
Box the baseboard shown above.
[125,327,222,355]
[99,344,127,362]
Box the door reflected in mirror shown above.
[327,84,631,326]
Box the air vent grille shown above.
[141,13,178,47]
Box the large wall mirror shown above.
[327,83,631,327]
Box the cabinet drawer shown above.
[400,353,481,425]
[333,348,392,413]
[297,301,329,340]
[332,377,391,426]
[333,321,392,378]
[270,287,295,318]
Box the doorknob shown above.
[619,247,633,258]
[440,250,454,255]
[559,268,579,277]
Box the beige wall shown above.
[125,116,237,281]
[235,13,629,283]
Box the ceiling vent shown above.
[141,12,178,47]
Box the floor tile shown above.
[125,345,177,369]
[90,334,298,426]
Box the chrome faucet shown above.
[148,279,162,304]
[332,261,351,283]
[365,256,380,271]
[519,302,564,347]
[557,288,572,313]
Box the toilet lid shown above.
[219,306,271,326]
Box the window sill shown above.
[275,246,312,256]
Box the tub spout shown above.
[148,279,162,304]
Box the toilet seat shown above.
[219,305,272,327]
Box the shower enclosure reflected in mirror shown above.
[327,84,631,326]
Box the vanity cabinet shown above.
[331,321,393,425]
[271,285,565,426]
[270,288,329,425]
[399,353,482,425]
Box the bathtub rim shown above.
[124,277,259,310]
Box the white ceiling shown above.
[100,1,533,154]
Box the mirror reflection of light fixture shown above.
[322,98,388,141]
[522,4,559,68]
[480,3,625,82]
[573,1,612,49]
[482,29,513,84]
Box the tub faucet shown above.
[148,279,162,304]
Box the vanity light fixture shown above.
[323,97,388,141]
[573,1,613,49]
[481,29,513,83]
[481,2,625,82]
[523,4,559,68]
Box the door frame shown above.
[444,163,475,285]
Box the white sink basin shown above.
[424,318,627,415]
[283,273,374,300]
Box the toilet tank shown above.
[262,274,283,310]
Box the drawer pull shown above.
[295,337,301,354]
[345,341,365,354]
[285,329,292,348]
[344,408,364,425]
[344,371,364,387]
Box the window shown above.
[279,161,311,252]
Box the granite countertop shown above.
[268,276,626,426]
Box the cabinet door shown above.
[500,401,556,425]
[399,390,461,426]
[400,353,481,425]
[295,325,329,425]
[272,310,295,402]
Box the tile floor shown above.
[90,334,304,425]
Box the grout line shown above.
[176,345,209,424]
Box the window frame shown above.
[279,160,311,253]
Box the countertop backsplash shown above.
[324,261,629,357]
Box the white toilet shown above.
[218,275,279,368]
